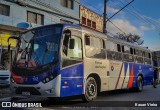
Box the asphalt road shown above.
[0,84,160,110]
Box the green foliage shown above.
[114,33,144,45]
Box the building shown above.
[79,5,103,32]
[0,0,80,69]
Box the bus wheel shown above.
[82,77,97,102]
[136,76,143,92]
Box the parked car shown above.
[0,65,10,86]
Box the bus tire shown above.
[136,75,143,92]
[82,77,97,102]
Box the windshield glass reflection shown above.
[15,26,62,68]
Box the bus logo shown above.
[33,76,39,82]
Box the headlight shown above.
[42,74,54,83]
[10,77,15,83]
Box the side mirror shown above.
[69,39,75,49]
[8,36,20,52]
[8,44,11,52]
[63,30,71,38]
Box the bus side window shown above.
[144,52,151,65]
[106,40,115,59]
[117,44,121,52]
[85,36,90,45]
[114,44,122,61]
[62,33,83,67]
[123,46,130,62]
[130,48,133,54]
[102,39,105,49]
[149,53,151,58]
[85,36,106,59]
[122,45,124,53]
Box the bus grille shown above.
[15,87,41,95]
[0,77,9,80]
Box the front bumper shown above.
[10,75,61,97]
[0,77,10,86]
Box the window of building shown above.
[0,4,10,16]
[82,17,86,25]
[87,19,91,27]
[61,0,73,9]
[27,11,44,25]
[81,17,96,30]
[92,21,96,29]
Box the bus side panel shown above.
[121,62,130,89]
[121,62,153,89]
[60,63,84,97]
[113,62,134,90]
[132,64,153,88]
[107,61,150,90]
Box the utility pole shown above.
[103,0,108,33]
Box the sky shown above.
[80,0,160,51]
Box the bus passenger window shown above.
[130,48,133,54]
[85,36,90,45]
[149,53,151,58]
[122,45,124,53]
[124,46,130,53]
[134,49,136,55]
[117,44,121,52]
[102,39,105,49]
[85,36,106,59]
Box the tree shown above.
[114,33,144,45]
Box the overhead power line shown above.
[108,20,126,34]
[107,0,134,22]
[118,0,160,32]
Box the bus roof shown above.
[81,26,151,52]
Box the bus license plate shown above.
[22,92,30,96]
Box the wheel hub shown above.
[88,83,96,96]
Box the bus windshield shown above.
[15,26,62,68]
